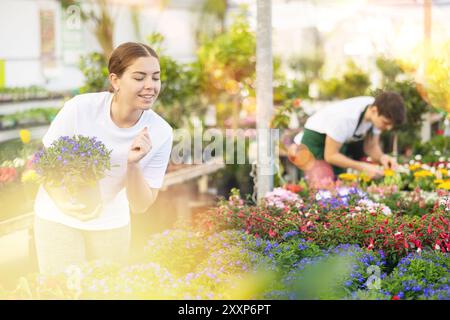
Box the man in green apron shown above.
[300,91,406,178]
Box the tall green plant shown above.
[196,0,229,43]
[78,52,108,93]
[318,60,370,100]
[146,33,203,129]
[375,56,403,86]
[196,11,256,127]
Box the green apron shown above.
[301,105,371,176]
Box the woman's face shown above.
[113,56,161,110]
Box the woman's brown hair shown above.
[108,42,159,92]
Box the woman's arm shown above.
[126,162,159,213]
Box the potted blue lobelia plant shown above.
[33,135,113,220]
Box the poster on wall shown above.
[40,9,56,69]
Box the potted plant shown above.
[33,135,113,220]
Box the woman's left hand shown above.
[128,127,152,164]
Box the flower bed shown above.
[1,148,449,299]
[0,137,41,220]
[2,229,448,300]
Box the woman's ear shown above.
[109,73,120,91]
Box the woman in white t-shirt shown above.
[33,42,173,274]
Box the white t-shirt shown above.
[34,91,173,230]
[304,96,380,144]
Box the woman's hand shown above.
[57,202,102,221]
[44,184,102,221]
[128,127,152,165]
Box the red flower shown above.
[444,241,450,252]
[368,238,374,250]
[392,295,400,300]
[427,224,432,235]
[439,216,449,226]
[284,184,302,193]
[268,229,276,238]
[292,98,302,108]
[376,226,384,235]
[0,167,17,184]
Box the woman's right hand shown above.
[44,185,102,221]
[359,162,384,179]
[57,202,102,221]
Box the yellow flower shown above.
[338,173,358,181]
[409,164,422,171]
[384,169,395,177]
[438,168,448,176]
[437,181,450,190]
[21,169,38,183]
[413,170,433,179]
[434,179,444,184]
[359,173,371,182]
[19,129,31,144]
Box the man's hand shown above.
[359,162,384,179]
[380,154,398,170]
[128,127,152,164]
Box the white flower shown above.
[434,244,440,251]
[439,157,445,162]
[381,206,392,216]
[438,163,445,169]
[434,150,442,156]
[417,248,422,254]
[13,158,25,168]
[337,187,350,197]
[415,154,422,161]
[316,190,332,201]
